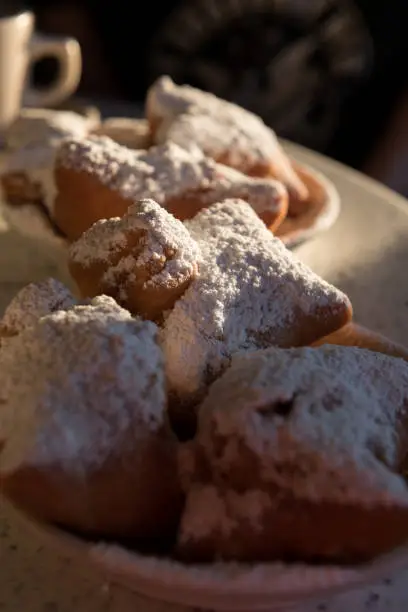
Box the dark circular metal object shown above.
[148,0,373,150]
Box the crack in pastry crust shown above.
[146,75,308,213]
[54,135,288,240]
[69,198,201,320]
[177,345,408,563]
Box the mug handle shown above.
[24,34,82,108]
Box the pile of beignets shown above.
[1,187,408,567]
[0,76,329,244]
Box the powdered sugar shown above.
[70,216,128,262]
[196,164,287,218]
[179,485,272,544]
[57,136,215,202]
[56,135,285,218]
[148,76,279,167]
[147,76,307,199]
[5,108,99,150]
[0,295,165,473]
[1,278,76,334]
[179,485,238,542]
[1,109,99,213]
[161,199,350,401]
[159,109,277,173]
[69,198,200,290]
[194,345,408,506]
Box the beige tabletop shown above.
[1,141,408,611]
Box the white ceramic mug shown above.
[0,9,82,133]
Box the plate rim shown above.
[5,498,408,610]
[281,156,341,247]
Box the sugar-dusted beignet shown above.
[161,199,352,403]
[146,75,308,212]
[0,278,76,337]
[54,135,287,240]
[0,295,182,539]
[177,345,408,563]
[69,198,201,320]
[1,108,99,214]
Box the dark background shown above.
[17,0,408,194]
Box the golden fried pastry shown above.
[1,169,44,206]
[0,108,99,214]
[146,75,308,213]
[54,135,287,240]
[312,322,408,362]
[0,295,182,539]
[170,163,288,230]
[69,198,201,320]
[0,278,76,336]
[177,345,408,563]
[162,199,352,404]
[91,117,152,149]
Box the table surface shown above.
[2,140,408,612]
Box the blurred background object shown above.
[23,0,408,196]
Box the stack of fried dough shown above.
[0,76,330,244]
[1,183,408,568]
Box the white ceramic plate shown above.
[1,143,408,611]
